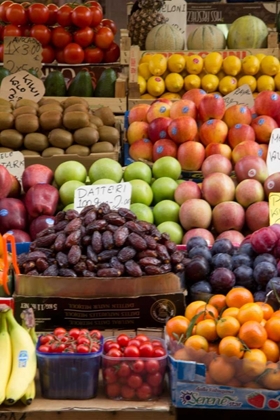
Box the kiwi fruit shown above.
[39,111,63,131]
[38,98,62,107]
[63,111,90,130]
[0,129,23,149]
[0,112,14,130]
[48,128,74,149]
[0,98,13,109]
[15,114,39,133]
[24,133,49,152]
[62,96,89,109]
[38,103,64,116]
[42,147,65,157]
[66,145,90,156]
[0,147,14,153]
[91,142,115,153]
[89,114,104,128]
[93,107,115,126]
[13,106,38,118]
[63,103,89,114]
[21,150,40,156]
[0,105,12,113]
[98,126,120,146]
[73,127,99,147]
[14,98,39,110]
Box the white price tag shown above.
[267,128,280,176]
[0,151,25,181]
[223,84,254,110]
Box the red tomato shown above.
[39,334,54,345]
[0,1,13,22]
[30,24,51,47]
[50,342,66,353]
[136,383,153,401]
[80,328,89,335]
[68,328,81,340]
[83,46,104,64]
[135,334,150,344]
[54,327,67,337]
[42,45,55,63]
[46,3,58,26]
[121,385,135,399]
[55,48,65,63]
[116,333,130,348]
[103,366,118,384]
[107,348,122,358]
[38,344,50,353]
[128,339,141,348]
[147,372,163,387]
[6,4,28,26]
[91,343,100,352]
[74,26,94,48]
[85,1,102,11]
[71,5,93,28]
[101,18,117,35]
[56,4,72,27]
[153,347,166,358]
[28,3,50,25]
[89,5,103,27]
[106,342,120,352]
[151,339,163,347]
[106,383,121,398]
[118,362,131,378]
[103,42,120,63]
[3,24,22,37]
[77,343,90,353]
[94,26,114,49]
[51,26,73,49]
[139,343,154,358]
[76,335,91,346]
[127,374,143,389]
[103,339,114,354]
[89,329,102,340]
[123,345,140,358]
[145,359,160,374]
[132,359,145,373]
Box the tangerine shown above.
[185,300,207,321]
[237,302,264,324]
[225,287,254,308]
[208,355,236,384]
[242,349,267,378]
[194,303,219,323]
[255,301,274,320]
[272,310,280,318]
[216,316,241,338]
[238,320,267,349]
[218,336,244,359]
[166,315,190,341]
[184,334,209,352]
[265,316,280,342]
[222,307,239,318]
[208,294,227,314]
[195,318,219,342]
[260,363,280,390]
[260,339,280,363]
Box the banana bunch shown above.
[0,306,37,406]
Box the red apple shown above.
[177,140,205,171]
[216,230,245,246]
[251,115,278,144]
[182,227,215,247]
[201,154,232,177]
[169,99,197,119]
[254,91,280,118]
[152,139,177,161]
[245,201,270,232]
[235,179,265,208]
[198,93,226,122]
[182,88,207,108]
[179,198,212,231]
[205,143,232,161]
[29,215,56,240]
[231,140,261,165]
[146,101,171,123]
[0,165,13,199]
[167,116,198,144]
[148,117,172,143]
[223,104,252,128]
[128,104,151,124]
[201,172,236,207]
[212,201,245,233]
[199,119,228,147]
[174,180,202,205]
[227,123,256,149]
[129,138,153,162]
[7,229,31,243]
[127,121,149,145]
[24,184,59,218]
[7,174,21,198]
[234,155,269,183]
[22,164,54,193]
[0,197,27,234]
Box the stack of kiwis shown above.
[0,96,120,157]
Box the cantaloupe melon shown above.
[227,16,268,49]
[187,25,226,50]
[145,24,185,51]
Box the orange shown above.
[265,316,280,342]
[208,294,227,314]
[166,315,190,341]
[272,310,280,318]
[255,301,274,320]
[184,334,209,352]
[238,320,267,349]
[225,287,254,308]
[260,339,280,363]
[242,349,267,378]
[260,363,280,390]
[195,318,219,342]
[218,336,244,359]
[222,307,239,318]
[237,302,264,324]
[216,316,240,338]
[208,355,236,384]
[194,303,219,323]
[185,300,206,321]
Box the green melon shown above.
[227,16,268,49]
[145,24,185,51]
[187,25,226,50]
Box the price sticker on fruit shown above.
[74,182,132,212]
[0,70,45,104]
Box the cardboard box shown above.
[13,292,186,331]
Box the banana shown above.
[21,380,36,406]
[4,308,37,405]
[0,311,12,405]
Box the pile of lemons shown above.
[137,52,280,99]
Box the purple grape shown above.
[211,238,235,256]
[253,262,278,288]
[211,253,232,270]
[209,267,236,294]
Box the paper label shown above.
[266,128,280,176]
[4,36,42,76]
[160,0,187,41]
[0,151,25,181]
[74,182,132,212]
[223,84,254,109]
[269,193,280,225]
[0,70,45,104]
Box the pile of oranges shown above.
[166,287,280,390]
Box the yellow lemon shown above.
[160,92,182,100]
[274,72,280,91]
[140,93,156,99]
[260,55,280,76]
[164,72,184,93]
[184,74,201,90]
[201,74,219,93]
[242,56,260,76]
[257,74,275,92]
[204,52,223,75]
[237,75,257,93]
[137,75,147,94]
[186,55,204,75]
[138,62,152,80]
[167,53,186,73]
[139,53,154,64]
[255,53,266,64]
[219,76,238,95]
[148,53,167,76]
[222,56,242,76]
[146,76,165,97]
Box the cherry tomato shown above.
[88,5,103,27]
[0,1,13,22]
[89,329,102,340]
[56,4,72,27]
[39,334,54,345]
[121,385,135,399]
[74,26,94,48]
[28,3,50,25]
[91,343,100,352]
[101,18,117,35]
[145,359,160,374]
[3,24,22,37]
[76,335,91,346]
[55,48,65,63]
[153,347,166,358]
[71,5,93,28]
[132,359,145,373]
[84,1,102,11]
[38,344,50,353]
[50,342,66,353]
[135,334,150,344]
[151,339,163,347]
[54,327,67,337]
[51,26,73,49]
[30,24,51,47]
[116,333,130,348]
[6,4,28,26]
[77,343,90,353]
[106,383,121,398]
[46,3,58,26]
[128,339,141,348]
[68,328,81,340]
[123,345,140,358]
[103,366,118,384]
[42,45,55,63]
[94,26,114,49]
[83,46,104,64]
[118,362,131,378]
[104,339,114,354]
[136,383,153,401]
[139,342,154,358]
[147,372,163,387]
[106,342,121,352]
[59,335,71,343]
[103,41,120,63]
[107,348,122,358]
[127,374,143,389]
[80,328,89,335]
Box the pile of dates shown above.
[18,203,187,278]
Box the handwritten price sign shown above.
[266,128,280,176]
[223,84,254,110]
[160,0,187,41]
[4,36,42,76]
[0,71,45,104]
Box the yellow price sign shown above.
[269,192,280,225]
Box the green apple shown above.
[92,178,117,185]
[123,162,152,184]
[63,203,75,211]
[151,176,178,204]
[157,221,184,244]
[153,200,180,225]
[54,161,87,187]
[130,203,154,223]
[129,179,153,206]
[152,156,182,180]
[59,180,85,206]
[88,158,123,183]
[177,179,185,185]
